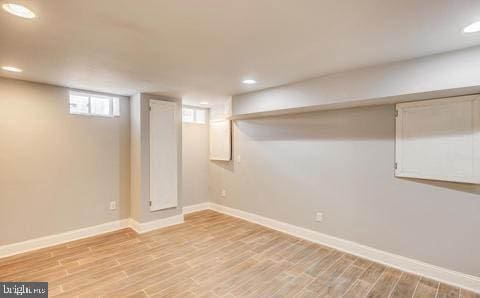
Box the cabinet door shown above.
[395,95,480,184]
[209,119,232,161]
[149,100,178,211]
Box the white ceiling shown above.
[2,0,480,105]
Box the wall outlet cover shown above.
[110,201,117,210]
[315,212,323,222]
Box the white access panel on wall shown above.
[395,95,480,184]
[149,100,178,211]
[209,119,231,161]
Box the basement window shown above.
[182,107,207,124]
[69,91,120,117]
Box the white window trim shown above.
[69,91,120,118]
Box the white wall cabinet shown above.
[209,119,231,161]
[395,95,480,184]
[149,100,178,211]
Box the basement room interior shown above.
[0,1,480,297]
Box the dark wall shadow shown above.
[211,160,234,171]
[399,177,480,195]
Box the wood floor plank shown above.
[102,264,191,297]
[359,262,387,284]
[343,262,386,298]
[287,242,318,264]
[0,210,476,298]
[437,283,460,298]
[248,271,295,297]
[212,259,274,296]
[353,258,374,269]
[390,272,421,298]
[230,261,292,296]
[461,289,480,298]
[287,246,332,275]
[272,273,313,298]
[344,280,376,298]
[190,258,259,296]
[55,271,128,297]
[306,256,356,295]
[321,264,367,297]
[191,251,255,284]
[305,250,344,277]
[413,277,439,298]
[366,267,402,298]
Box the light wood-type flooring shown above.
[0,210,479,297]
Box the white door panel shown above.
[149,100,178,211]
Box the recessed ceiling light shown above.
[463,21,480,33]
[2,3,35,19]
[1,66,23,72]
[242,79,256,84]
[200,101,209,105]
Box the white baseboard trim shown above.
[1,203,478,293]
[0,219,130,259]
[0,214,185,259]
[183,203,210,214]
[208,202,480,293]
[128,214,184,234]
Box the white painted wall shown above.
[209,105,480,277]
[0,78,130,245]
[130,93,183,223]
[130,94,142,221]
[182,121,210,206]
[232,46,480,118]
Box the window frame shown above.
[182,106,208,124]
[69,91,119,118]
[182,107,195,123]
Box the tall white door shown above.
[149,99,178,211]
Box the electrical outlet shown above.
[315,212,323,222]
[221,189,227,198]
[236,155,241,163]
[109,201,116,210]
